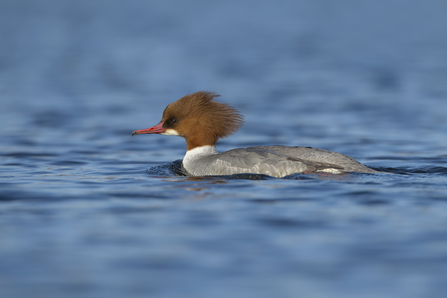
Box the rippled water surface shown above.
[1,1,447,297]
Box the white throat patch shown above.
[161,129,180,136]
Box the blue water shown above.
[2,0,447,297]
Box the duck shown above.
[132,91,379,177]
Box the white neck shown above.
[182,145,218,173]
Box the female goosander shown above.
[132,91,379,177]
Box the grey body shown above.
[182,145,378,177]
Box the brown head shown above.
[132,91,244,150]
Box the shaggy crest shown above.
[162,91,244,146]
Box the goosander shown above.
[132,91,379,177]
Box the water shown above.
[1,0,447,297]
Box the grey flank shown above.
[183,146,378,177]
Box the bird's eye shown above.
[171,118,177,124]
